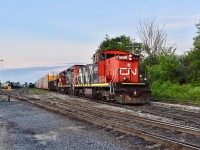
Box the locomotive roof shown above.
[98,49,130,55]
[66,65,84,71]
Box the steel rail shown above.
[71,95,200,124]
[62,93,200,125]
[150,103,200,113]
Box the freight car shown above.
[54,49,150,104]
[35,71,58,90]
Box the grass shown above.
[28,88,49,95]
[0,99,6,102]
[0,96,6,102]
[151,81,200,106]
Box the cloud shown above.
[2,65,66,83]
[166,22,194,29]
[159,14,200,30]
[0,36,96,70]
[161,14,200,20]
[1,61,90,83]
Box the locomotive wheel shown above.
[115,93,125,104]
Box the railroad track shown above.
[2,89,200,150]
[4,87,28,95]
[140,105,200,121]
[63,94,200,128]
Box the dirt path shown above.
[0,119,12,150]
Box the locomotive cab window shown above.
[106,53,115,59]
[100,54,105,61]
[106,54,115,59]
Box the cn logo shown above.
[119,68,137,75]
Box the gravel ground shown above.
[0,100,147,150]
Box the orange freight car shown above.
[35,71,58,90]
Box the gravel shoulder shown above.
[0,100,139,150]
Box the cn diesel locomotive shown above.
[35,49,151,104]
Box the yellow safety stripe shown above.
[121,83,145,85]
[75,82,145,87]
[75,83,109,87]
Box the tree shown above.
[147,54,182,83]
[186,43,200,85]
[96,35,142,54]
[159,46,176,56]
[183,21,200,85]
[137,19,168,57]
[193,20,200,46]
[138,19,178,81]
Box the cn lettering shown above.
[119,68,137,75]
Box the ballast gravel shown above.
[47,93,199,128]
[0,100,146,150]
[151,101,200,113]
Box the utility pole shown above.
[132,39,135,54]
[0,60,3,87]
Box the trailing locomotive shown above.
[36,50,151,104]
[57,65,84,94]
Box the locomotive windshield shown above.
[98,51,130,62]
[99,53,115,61]
[106,53,115,59]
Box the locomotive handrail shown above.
[109,69,118,95]
[110,69,117,83]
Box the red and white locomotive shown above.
[55,49,151,104]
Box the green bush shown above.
[151,81,200,105]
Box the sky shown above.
[0,0,200,83]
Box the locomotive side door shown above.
[98,53,106,83]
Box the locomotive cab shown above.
[96,50,139,83]
[57,71,67,93]
[94,50,150,104]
